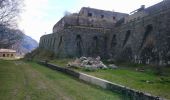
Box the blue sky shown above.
[18,0,162,42]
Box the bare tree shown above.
[0,25,24,48]
[0,0,23,49]
[0,0,22,26]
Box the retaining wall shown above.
[38,61,163,100]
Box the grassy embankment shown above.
[0,60,125,100]
[50,59,170,99]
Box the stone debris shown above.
[67,56,107,71]
[108,64,118,69]
[135,68,145,72]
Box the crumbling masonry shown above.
[39,0,170,65]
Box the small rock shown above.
[108,64,118,69]
[146,80,154,84]
[80,56,87,61]
[84,65,97,71]
[136,68,144,72]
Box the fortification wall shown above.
[40,0,170,65]
[53,8,127,33]
[79,7,128,21]
[109,4,170,65]
[40,26,112,58]
[52,14,115,33]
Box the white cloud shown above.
[19,0,52,42]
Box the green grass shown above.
[83,69,170,99]
[0,60,124,100]
[50,59,170,99]
[50,58,74,67]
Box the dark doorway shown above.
[111,34,117,47]
[101,15,104,18]
[76,35,83,57]
[88,13,92,17]
[140,24,153,49]
[123,30,131,47]
[58,36,63,49]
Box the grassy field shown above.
[0,60,125,100]
[50,59,170,99]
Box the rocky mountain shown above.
[0,25,38,55]
[22,35,38,51]
[12,34,38,55]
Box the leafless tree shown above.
[0,25,24,48]
[0,0,23,26]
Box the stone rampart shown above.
[40,26,112,58]
[39,0,170,65]
[109,5,170,64]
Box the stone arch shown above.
[140,24,153,49]
[93,36,98,49]
[123,30,131,47]
[140,44,156,64]
[76,34,83,57]
[91,36,99,57]
[49,38,52,49]
[47,39,50,48]
[111,34,117,47]
[58,36,63,49]
[166,36,170,64]
[52,37,56,49]
[104,36,108,49]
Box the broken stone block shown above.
[108,64,118,69]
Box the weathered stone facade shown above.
[0,49,16,58]
[110,0,170,65]
[39,0,170,65]
[40,7,127,58]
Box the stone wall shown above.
[39,0,170,65]
[39,61,163,100]
[109,1,170,65]
[40,26,112,58]
[53,7,128,33]
[52,14,115,33]
[79,7,128,21]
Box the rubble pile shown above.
[67,56,107,71]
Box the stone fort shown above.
[39,0,170,65]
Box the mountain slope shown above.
[12,34,38,55]
[0,25,38,55]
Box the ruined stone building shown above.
[39,0,170,65]
[0,49,16,58]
